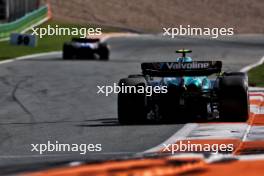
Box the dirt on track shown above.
[48,0,264,33]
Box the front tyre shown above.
[98,43,110,60]
[63,43,74,60]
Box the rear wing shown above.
[72,38,100,43]
[141,61,222,77]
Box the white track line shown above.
[186,123,248,140]
[142,123,198,153]
[240,56,264,73]
[240,54,264,144]
[250,105,264,115]
[100,33,139,42]
[0,51,62,65]
[250,95,264,102]
[249,87,264,92]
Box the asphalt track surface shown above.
[0,35,264,173]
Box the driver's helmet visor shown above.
[176,57,192,63]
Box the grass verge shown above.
[248,63,264,87]
[0,20,120,60]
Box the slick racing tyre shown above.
[218,72,249,122]
[98,43,110,60]
[118,77,147,124]
[63,43,74,60]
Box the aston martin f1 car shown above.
[63,38,109,60]
[118,49,249,124]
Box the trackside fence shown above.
[0,5,49,40]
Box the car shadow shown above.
[76,118,188,127]
[76,118,121,127]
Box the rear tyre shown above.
[98,43,110,60]
[63,43,74,60]
[218,73,249,122]
[118,77,147,124]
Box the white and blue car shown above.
[63,38,109,60]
